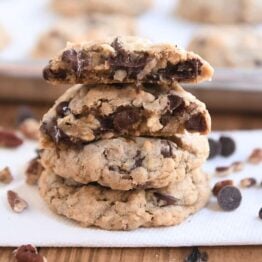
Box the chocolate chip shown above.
[159,59,203,82]
[219,136,236,157]
[160,113,172,126]
[154,192,178,206]
[167,94,184,113]
[185,247,208,262]
[55,101,70,117]
[185,113,207,132]
[61,49,78,71]
[109,38,148,79]
[42,67,67,80]
[259,208,262,219]
[99,117,114,131]
[161,140,174,158]
[113,106,140,131]
[212,180,234,196]
[207,138,221,160]
[134,151,144,168]
[217,186,242,211]
[16,106,35,125]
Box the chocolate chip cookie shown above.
[39,168,210,230]
[40,134,209,190]
[176,0,262,24]
[188,27,262,68]
[42,36,214,85]
[40,83,211,147]
[51,0,152,16]
[32,15,136,59]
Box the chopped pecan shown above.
[0,128,23,148]
[7,190,28,213]
[25,157,44,185]
[0,166,13,184]
[248,148,262,164]
[13,244,46,262]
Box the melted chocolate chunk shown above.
[161,140,174,158]
[142,83,163,98]
[56,101,70,117]
[158,59,203,81]
[134,150,145,168]
[185,113,207,132]
[154,192,178,206]
[61,49,78,72]
[113,106,141,131]
[43,67,67,81]
[160,113,172,126]
[109,38,149,79]
[167,94,184,113]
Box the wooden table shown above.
[0,102,262,262]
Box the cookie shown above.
[39,83,211,147]
[188,27,262,68]
[32,15,136,59]
[0,24,10,50]
[176,0,262,24]
[42,36,214,85]
[40,134,209,190]
[51,0,152,16]
[39,168,210,230]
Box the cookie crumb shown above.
[212,180,234,196]
[217,186,242,211]
[13,244,46,262]
[7,190,28,213]
[0,166,13,184]
[184,247,208,262]
[248,148,262,164]
[19,118,40,140]
[25,157,44,185]
[240,177,257,188]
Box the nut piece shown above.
[0,166,13,184]
[231,161,245,172]
[240,177,257,188]
[7,190,28,213]
[217,186,242,211]
[248,148,262,164]
[19,118,40,140]
[212,180,234,196]
[13,244,46,262]
[0,128,23,148]
[215,166,233,176]
[25,157,44,185]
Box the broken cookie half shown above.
[43,36,214,86]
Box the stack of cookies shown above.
[38,36,214,230]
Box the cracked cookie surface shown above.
[32,14,136,59]
[40,83,211,147]
[51,0,152,16]
[40,135,209,190]
[39,169,210,230]
[176,0,262,24]
[42,36,214,86]
[188,27,262,68]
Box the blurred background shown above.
[1,0,262,129]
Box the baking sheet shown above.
[0,130,262,247]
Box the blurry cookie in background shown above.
[176,0,262,24]
[0,24,10,50]
[188,27,262,68]
[51,0,153,16]
[32,14,136,59]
